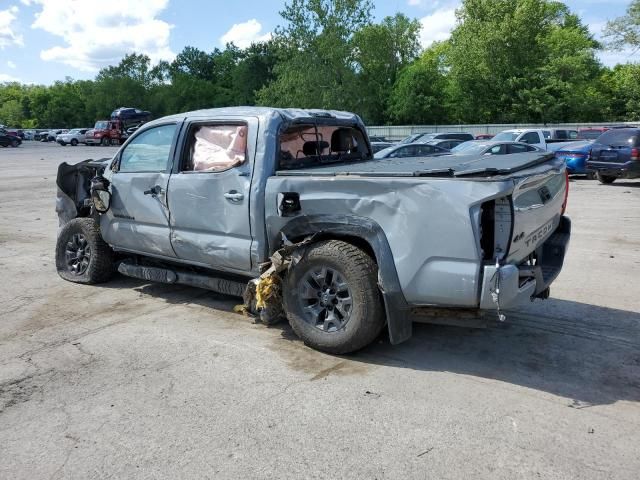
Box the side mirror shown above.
[90,175,111,213]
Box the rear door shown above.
[166,117,256,274]
[101,122,180,257]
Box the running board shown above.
[117,262,247,298]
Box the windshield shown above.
[68,129,81,134]
[94,121,109,129]
[493,132,520,141]
[399,133,422,144]
[451,142,488,155]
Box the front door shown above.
[101,122,180,257]
[167,118,255,274]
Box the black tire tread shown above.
[283,239,385,354]
[597,172,616,184]
[55,218,114,284]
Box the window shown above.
[521,132,541,144]
[118,124,177,173]
[542,130,551,139]
[507,143,530,154]
[487,144,505,155]
[596,129,640,147]
[278,124,369,169]
[417,145,435,155]
[391,145,417,157]
[568,130,578,139]
[183,124,247,172]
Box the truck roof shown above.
[146,106,363,128]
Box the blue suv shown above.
[587,128,640,184]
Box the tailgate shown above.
[506,161,567,264]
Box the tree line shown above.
[1,0,639,129]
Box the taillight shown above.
[631,148,639,161]
[561,169,569,215]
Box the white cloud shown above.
[0,72,20,82]
[220,19,271,48]
[7,60,16,69]
[0,5,24,49]
[419,7,457,48]
[29,0,174,72]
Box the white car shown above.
[56,128,90,146]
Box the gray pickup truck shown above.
[55,107,571,353]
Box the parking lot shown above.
[1,142,639,479]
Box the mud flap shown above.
[380,283,412,345]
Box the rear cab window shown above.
[278,124,371,170]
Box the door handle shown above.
[144,185,163,196]
[224,191,244,202]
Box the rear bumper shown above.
[587,160,640,179]
[85,138,101,145]
[480,216,571,310]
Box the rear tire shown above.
[70,139,78,146]
[101,137,110,146]
[597,172,616,184]
[55,218,114,284]
[10,139,19,147]
[283,240,385,354]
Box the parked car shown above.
[422,139,466,150]
[111,107,151,122]
[492,129,575,152]
[587,128,640,184]
[23,130,36,140]
[0,129,22,147]
[370,141,394,153]
[554,141,594,177]
[374,142,450,159]
[542,128,579,141]
[399,132,475,145]
[57,128,90,146]
[42,129,67,142]
[451,140,544,156]
[578,128,608,140]
[368,135,389,143]
[475,134,494,140]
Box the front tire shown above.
[597,172,616,184]
[10,139,19,147]
[283,240,385,354]
[55,218,114,284]
[101,137,110,146]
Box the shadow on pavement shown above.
[102,277,640,408]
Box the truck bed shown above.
[276,152,556,178]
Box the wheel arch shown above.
[275,214,412,345]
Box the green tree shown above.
[386,42,450,124]
[0,98,25,127]
[352,13,422,123]
[257,0,373,111]
[604,0,640,52]
[446,0,602,123]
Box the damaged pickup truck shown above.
[55,107,570,354]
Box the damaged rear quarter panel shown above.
[265,176,510,307]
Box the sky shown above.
[0,0,636,85]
